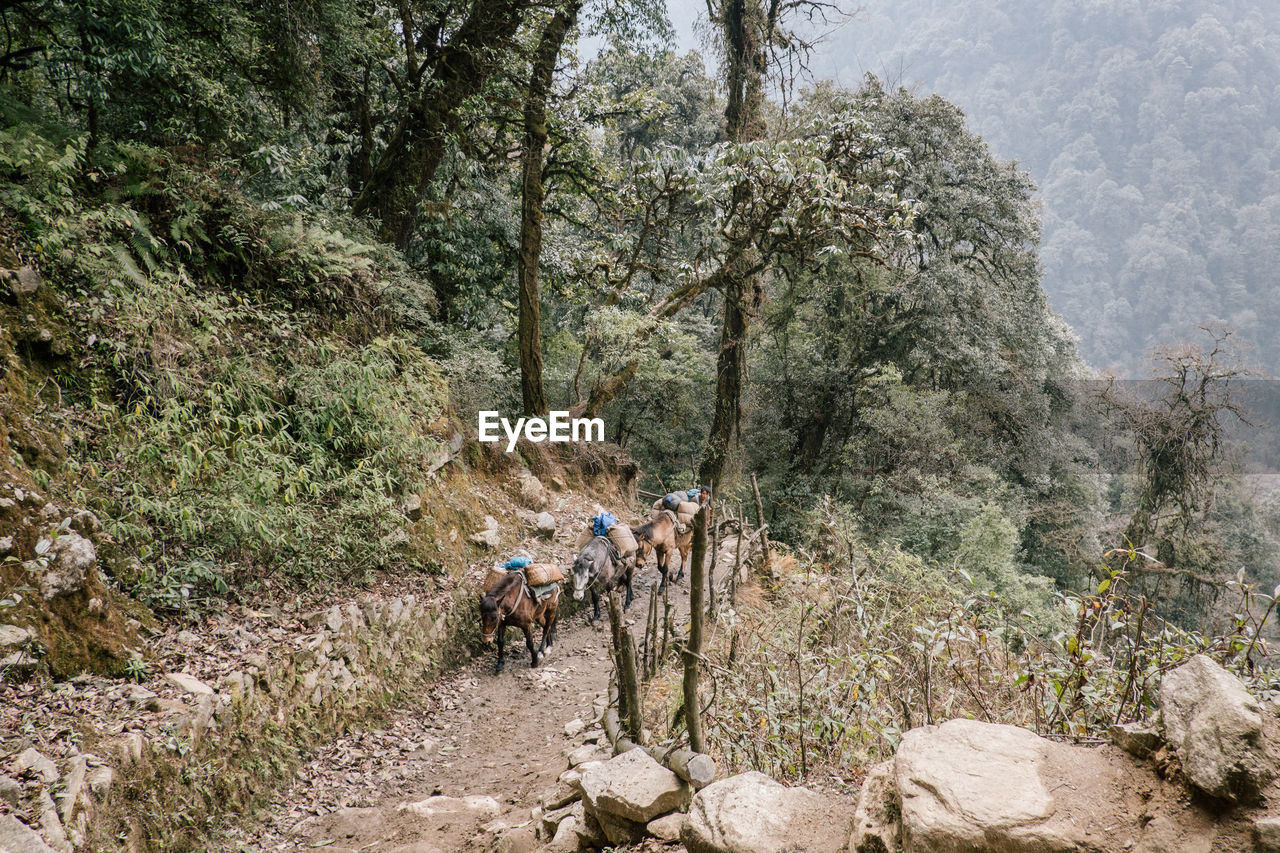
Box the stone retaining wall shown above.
[9,588,474,852]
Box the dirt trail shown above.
[225,543,728,853]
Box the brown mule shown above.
[633,511,682,591]
[479,571,559,673]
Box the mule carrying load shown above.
[570,512,638,620]
[483,555,564,597]
[574,511,638,558]
[480,555,562,672]
[652,488,705,528]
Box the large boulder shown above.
[895,718,1118,853]
[578,748,687,824]
[1159,654,1274,802]
[40,531,96,599]
[681,771,854,853]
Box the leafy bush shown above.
[686,502,1280,785]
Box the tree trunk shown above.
[698,0,768,490]
[519,3,579,416]
[351,0,528,250]
[683,502,708,752]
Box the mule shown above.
[570,535,635,622]
[633,511,681,591]
[479,570,559,673]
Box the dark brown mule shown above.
[479,571,559,673]
[633,511,681,591]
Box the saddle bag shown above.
[676,500,701,525]
[607,523,638,557]
[575,526,595,551]
[482,566,509,593]
[524,562,564,586]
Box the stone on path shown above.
[682,770,853,853]
[578,748,687,824]
[164,672,215,695]
[1160,654,1274,802]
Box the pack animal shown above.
[633,511,681,591]
[570,535,635,622]
[479,570,559,673]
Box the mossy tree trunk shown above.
[519,2,580,417]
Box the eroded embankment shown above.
[0,446,635,853]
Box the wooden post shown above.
[608,588,643,744]
[683,501,708,752]
[707,498,718,617]
[751,472,771,570]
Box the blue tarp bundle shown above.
[501,555,532,570]
[592,512,618,535]
[686,488,700,501]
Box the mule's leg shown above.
[495,625,506,674]
[524,623,539,668]
[624,568,635,610]
[677,547,688,582]
[590,589,602,623]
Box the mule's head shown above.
[571,551,593,601]
[633,534,652,568]
[479,595,500,643]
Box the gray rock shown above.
[579,749,687,824]
[59,756,87,826]
[87,766,113,799]
[518,474,548,510]
[398,794,501,820]
[535,511,557,537]
[682,771,853,853]
[404,493,423,521]
[69,510,101,536]
[471,516,501,548]
[850,760,899,853]
[894,718,1122,853]
[0,773,21,807]
[38,790,71,853]
[0,535,12,555]
[647,812,686,842]
[1160,654,1273,802]
[563,716,585,738]
[0,814,59,853]
[40,532,96,599]
[163,672,214,695]
[1,650,39,676]
[566,744,605,767]
[1109,721,1163,759]
[12,748,58,785]
[0,624,31,649]
[5,266,41,296]
[1256,816,1280,852]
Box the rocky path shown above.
[225,558,710,853]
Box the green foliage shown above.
[0,120,444,610]
[698,506,1280,785]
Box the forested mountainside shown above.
[820,0,1280,374]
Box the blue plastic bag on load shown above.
[592,512,618,536]
[662,493,684,512]
[686,488,700,501]
[502,555,532,570]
